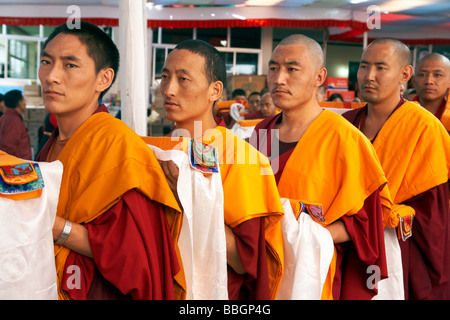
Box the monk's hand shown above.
[160,160,179,189]
[52,216,93,258]
[52,216,66,242]
[325,220,350,244]
[160,160,183,210]
[225,224,246,275]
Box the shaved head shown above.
[416,52,450,72]
[278,34,324,70]
[365,38,411,68]
[268,33,327,111]
[414,52,450,109]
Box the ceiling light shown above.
[349,0,369,3]
[376,0,433,13]
[232,13,247,20]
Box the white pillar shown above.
[363,31,368,50]
[260,27,273,75]
[119,0,148,135]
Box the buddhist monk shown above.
[343,38,450,300]
[35,21,181,300]
[0,90,32,160]
[251,34,389,300]
[260,92,278,118]
[159,39,284,300]
[412,52,450,132]
[244,91,264,119]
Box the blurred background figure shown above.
[35,112,57,158]
[316,85,326,102]
[260,92,278,118]
[247,91,261,113]
[328,92,344,102]
[403,88,416,100]
[0,89,32,160]
[231,88,247,102]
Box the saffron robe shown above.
[343,101,450,300]
[412,93,450,133]
[151,126,285,299]
[142,137,228,300]
[252,110,388,300]
[36,106,182,300]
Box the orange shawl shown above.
[53,112,181,299]
[372,101,450,204]
[276,110,388,299]
[145,127,285,300]
[439,90,450,132]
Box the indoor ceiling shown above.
[1,0,449,44]
[2,0,450,17]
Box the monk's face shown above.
[39,33,110,116]
[267,44,323,111]
[260,93,277,118]
[358,43,406,105]
[160,49,220,128]
[247,94,261,113]
[414,58,450,103]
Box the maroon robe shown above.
[244,110,264,120]
[219,111,232,127]
[343,105,450,300]
[0,107,32,160]
[214,115,226,127]
[251,112,388,299]
[227,218,270,300]
[36,106,180,300]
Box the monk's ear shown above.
[209,80,223,104]
[315,67,327,87]
[96,68,115,93]
[400,65,413,85]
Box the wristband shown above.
[55,220,72,245]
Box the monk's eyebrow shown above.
[176,68,192,76]
[268,59,278,66]
[40,50,82,63]
[60,55,83,63]
[162,67,192,76]
[285,60,300,66]
[40,50,53,59]
[269,59,300,66]
[360,59,388,66]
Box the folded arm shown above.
[53,216,93,258]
